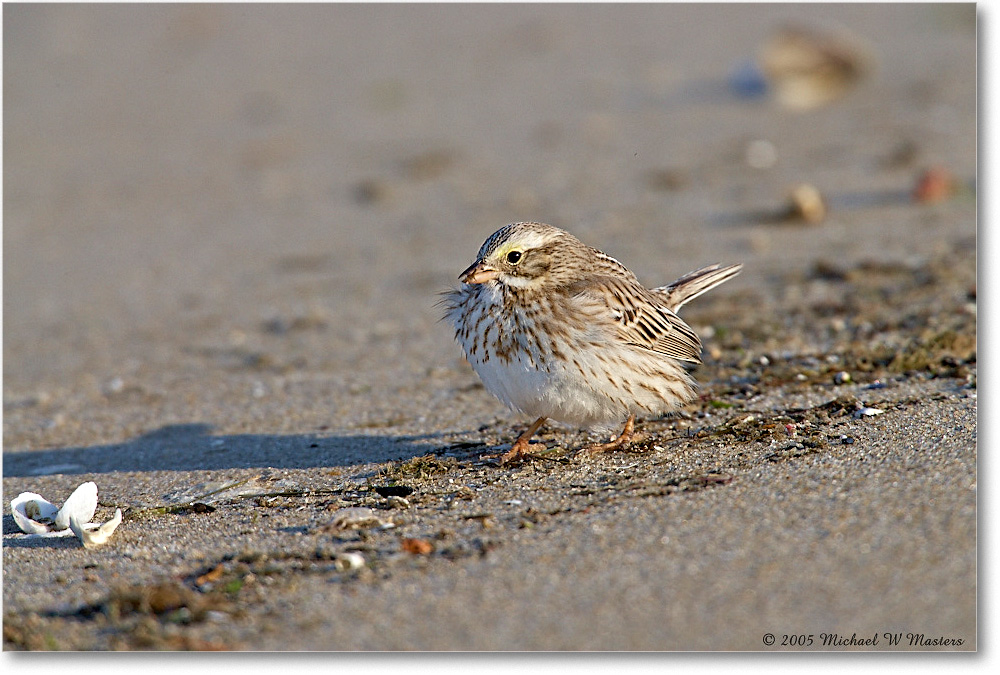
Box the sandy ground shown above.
[3,4,976,651]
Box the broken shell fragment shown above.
[855,405,885,418]
[334,552,366,571]
[11,482,99,535]
[70,508,123,549]
[325,507,391,532]
[54,481,98,531]
[10,482,121,547]
[10,493,59,534]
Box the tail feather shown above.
[654,263,743,313]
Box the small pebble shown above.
[205,610,232,623]
[103,377,125,395]
[386,496,411,509]
[913,166,955,204]
[746,139,778,169]
[401,538,434,555]
[787,183,827,224]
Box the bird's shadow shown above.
[2,422,472,478]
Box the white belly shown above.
[447,283,694,430]
[467,347,624,427]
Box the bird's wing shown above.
[572,276,704,364]
[652,263,743,313]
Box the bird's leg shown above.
[498,417,547,464]
[584,414,637,453]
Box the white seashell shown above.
[334,552,366,571]
[54,481,98,531]
[10,482,115,548]
[855,406,885,418]
[10,492,59,534]
[69,508,123,549]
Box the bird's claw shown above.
[582,415,644,454]
[496,440,542,465]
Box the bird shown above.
[442,222,741,464]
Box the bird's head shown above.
[458,222,583,291]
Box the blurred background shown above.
[3,3,976,451]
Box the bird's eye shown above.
[506,250,523,265]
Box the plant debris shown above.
[373,485,415,498]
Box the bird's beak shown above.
[459,260,500,284]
